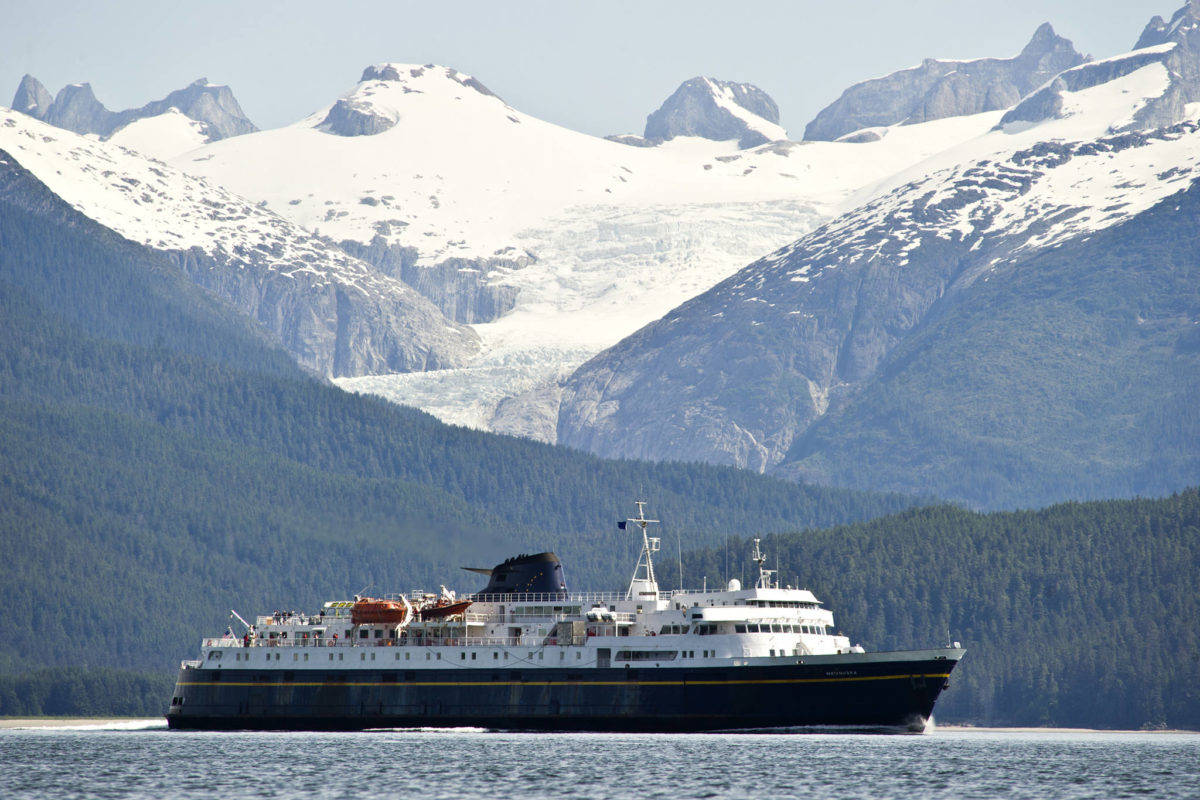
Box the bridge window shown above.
[735,625,747,633]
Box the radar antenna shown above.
[751,538,777,590]
[621,500,661,601]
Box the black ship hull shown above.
[166,651,960,733]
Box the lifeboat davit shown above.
[351,597,410,626]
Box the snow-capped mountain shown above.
[1004,1,1200,133]
[557,26,1200,508]
[107,108,211,161]
[177,62,998,440]
[10,75,256,159]
[0,109,476,377]
[804,23,1086,142]
[610,77,786,149]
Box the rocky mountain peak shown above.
[639,77,785,149]
[44,82,113,135]
[322,63,502,137]
[8,75,256,143]
[132,78,257,141]
[361,63,407,82]
[11,74,52,118]
[1003,2,1200,133]
[1022,22,1064,53]
[1135,0,1200,49]
[804,24,1086,141]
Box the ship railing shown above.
[208,629,645,649]
[468,591,637,604]
[396,636,526,647]
[351,589,711,606]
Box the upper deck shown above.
[191,506,898,670]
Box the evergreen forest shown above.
[0,158,909,710]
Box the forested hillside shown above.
[666,491,1200,730]
[0,157,912,698]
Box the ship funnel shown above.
[472,552,567,597]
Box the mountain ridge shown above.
[179,61,996,438]
[9,75,257,156]
[0,111,478,378]
[804,23,1087,142]
[557,31,1200,508]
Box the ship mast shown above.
[623,500,661,601]
[751,538,777,590]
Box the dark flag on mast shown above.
[617,520,627,530]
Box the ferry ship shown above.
[167,503,964,732]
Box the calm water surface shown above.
[1,723,1196,800]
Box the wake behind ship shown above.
[167,503,963,732]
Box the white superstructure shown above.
[193,504,866,673]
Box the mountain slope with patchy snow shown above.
[0,109,476,377]
[558,50,1200,507]
[177,63,1001,438]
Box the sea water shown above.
[0,724,1196,799]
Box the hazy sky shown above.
[1,0,1173,138]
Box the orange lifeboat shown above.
[350,597,410,625]
[418,599,472,620]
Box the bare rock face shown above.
[320,98,398,136]
[116,78,257,140]
[162,246,477,377]
[604,133,657,147]
[10,76,256,141]
[804,23,1086,141]
[336,236,525,324]
[639,77,785,149]
[42,83,115,135]
[11,74,51,118]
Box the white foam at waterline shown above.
[11,719,169,732]
[363,726,489,733]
